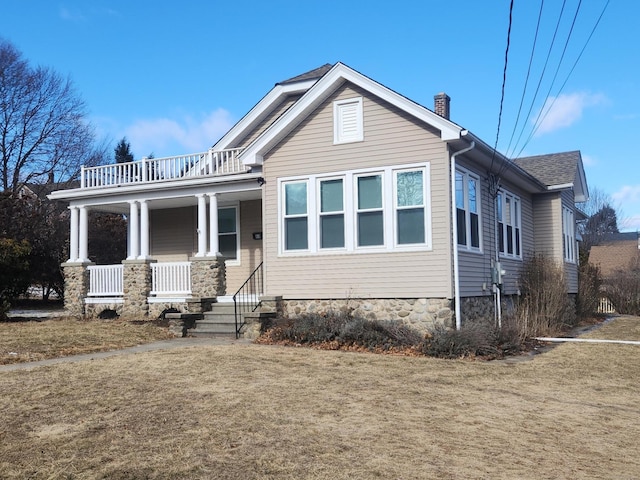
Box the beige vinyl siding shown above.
[531,192,562,259]
[238,94,303,149]
[561,189,579,293]
[224,200,263,295]
[150,207,196,261]
[262,83,452,299]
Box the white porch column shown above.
[68,206,79,262]
[128,201,139,260]
[78,206,89,262]
[139,199,150,259]
[196,194,207,257]
[208,193,220,256]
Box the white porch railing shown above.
[87,265,124,296]
[150,262,192,296]
[81,148,246,188]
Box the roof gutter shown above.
[450,139,476,330]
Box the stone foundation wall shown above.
[274,297,453,333]
[85,301,124,318]
[62,262,92,316]
[460,296,496,325]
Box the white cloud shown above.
[59,7,86,22]
[612,184,640,205]
[581,154,596,167]
[620,214,640,232]
[535,92,606,136]
[613,185,640,232]
[125,109,234,159]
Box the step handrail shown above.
[232,262,263,338]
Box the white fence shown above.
[87,265,124,296]
[597,297,616,315]
[150,262,192,296]
[81,148,245,188]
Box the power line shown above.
[489,0,515,178]
[506,0,569,159]
[503,0,545,158]
[514,0,610,158]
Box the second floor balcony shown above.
[80,148,247,189]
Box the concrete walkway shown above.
[0,336,251,373]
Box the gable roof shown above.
[238,62,465,166]
[277,64,334,85]
[513,151,589,202]
[588,235,640,277]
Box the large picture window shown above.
[455,168,481,250]
[280,163,431,254]
[497,190,521,258]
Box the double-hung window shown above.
[356,174,384,247]
[497,190,521,258]
[395,169,426,244]
[319,178,345,249]
[562,206,576,263]
[218,206,239,262]
[283,181,308,250]
[280,163,431,254]
[455,168,481,250]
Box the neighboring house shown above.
[588,232,640,278]
[48,62,589,333]
[588,232,640,313]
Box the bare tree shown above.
[577,186,624,253]
[0,38,101,193]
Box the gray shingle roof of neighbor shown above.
[512,150,581,187]
[277,63,334,85]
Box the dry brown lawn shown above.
[0,317,174,364]
[0,316,639,479]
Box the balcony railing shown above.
[80,148,246,189]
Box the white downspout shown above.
[451,140,475,330]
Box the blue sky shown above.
[2,1,639,231]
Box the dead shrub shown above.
[577,261,602,319]
[513,254,575,338]
[605,257,640,315]
[421,319,522,359]
[262,311,422,351]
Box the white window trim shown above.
[317,176,346,251]
[333,97,364,144]
[218,204,240,266]
[563,206,576,263]
[455,166,482,253]
[497,189,522,260]
[278,162,432,256]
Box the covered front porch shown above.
[51,149,265,320]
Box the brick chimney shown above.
[434,92,450,120]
